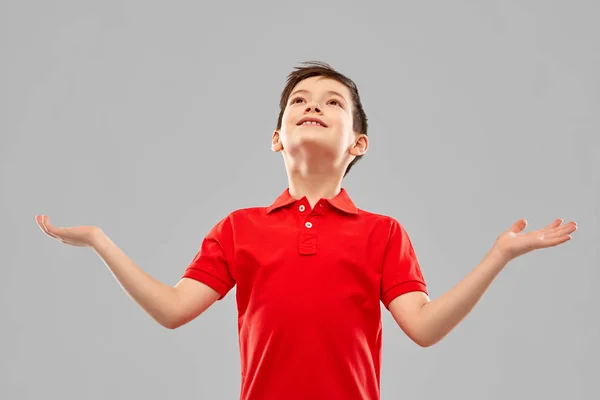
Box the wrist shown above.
[488,244,512,265]
[90,227,107,249]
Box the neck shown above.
[287,170,343,209]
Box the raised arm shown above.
[389,218,577,347]
[36,215,220,329]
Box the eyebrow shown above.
[289,89,347,103]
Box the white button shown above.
[299,205,305,212]
[305,222,313,228]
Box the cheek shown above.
[282,106,297,122]
[333,115,353,134]
[279,115,294,139]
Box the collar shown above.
[266,188,358,215]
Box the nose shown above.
[305,102,322,114]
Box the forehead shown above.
[290,76,351,100]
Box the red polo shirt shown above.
[182,188,427,400]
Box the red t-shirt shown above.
[182,188,427,400]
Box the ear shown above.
[349,134,368,156]
[271,130,283,152]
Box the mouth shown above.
[296,117,327,128]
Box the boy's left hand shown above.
[492,218,577,263]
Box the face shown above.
[272,76,367,171]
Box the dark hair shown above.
[276,61,368,177]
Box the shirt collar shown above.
[266,187,358,215]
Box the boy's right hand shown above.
[35,214,219,328]
[36,215,102,248]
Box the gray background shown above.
[2,0,598,399]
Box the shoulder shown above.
[226,206,270,223]
[353,208,417,248]
[207,206,270,234]
[355,208,404,231]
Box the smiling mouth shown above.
[299,121,326,127]
[296,117,328,127]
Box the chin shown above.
[288,139,340,160]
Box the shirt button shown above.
[305,222,313,229]
[299,205,305,212]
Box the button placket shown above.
[299,213,319,255]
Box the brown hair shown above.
[276,61,368,177]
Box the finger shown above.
[536,219,562,235]
[35,215,47,234]
[543,218,563,231]
[544,222,577,239]
[546,221,576,234]
[36,215,53,237]
[41,216,61,240]
[540,234,572,248]
[509,219,528,233]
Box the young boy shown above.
[36,61,577,400]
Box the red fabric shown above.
[182,188,427,400]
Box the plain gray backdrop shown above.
[2,1,598,399]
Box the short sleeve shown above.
[381,218,428,309]
[182,215,236,301]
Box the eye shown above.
[290,97,304,105]
[328,99,342,107]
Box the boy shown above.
[36,61,577,400]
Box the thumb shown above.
[509,218,528,233]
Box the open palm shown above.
[36,215,100,248]
[494,218,577,262]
